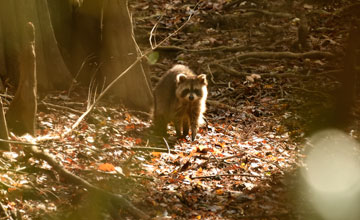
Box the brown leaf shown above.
[98,163,115,172]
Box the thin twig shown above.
[163,137,170,154]
[0,93,13,99]
[67,53,95,97]
[206,64,227,85]
[40,101,83,114]
[149,16,163,49]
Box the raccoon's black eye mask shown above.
[181,89,190,97]
[194,89,202,97]
[180,88,202,98]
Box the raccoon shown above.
[152,64,208,141]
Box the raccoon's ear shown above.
[197,74,207,85]
[176,73,187,84]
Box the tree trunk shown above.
[0,0,21,84]
[0,0,153,112]
[0,20,6,83]
[0,0,72,91]
[100,0,153,111]
[69,0,102,83]
[70,0,153,112]
[6,22,37,136]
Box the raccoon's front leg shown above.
[190,116,199,141]
[182,117,190,138]
[174,117,183,138]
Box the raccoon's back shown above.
[154,65,194,92]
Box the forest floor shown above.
[1,0,360,219]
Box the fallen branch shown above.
[236,213,290,219]
[217,50,335,63]
[334,2,360,16]
[212,63,308,78]
[156,45,254,53]
[0,138,39,146]
[130,146,179,153]
[26,144,150,219]
[207,100,256,119]
[214,64,343,79]
[212,64,247,77]
[0,138,150,219]
[191,173,268,179]
[206,12,256,28]
[247,9,292,18]
[39,101,83,114]
[290,87,329,97]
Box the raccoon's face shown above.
[175,73,207,102]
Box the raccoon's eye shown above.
[181,89,190,97]
[194,89,202,97]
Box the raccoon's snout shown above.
[189,95,194,101]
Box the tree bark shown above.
[69,0,101,83]
[6,22,37,136]
[100,0,153,111]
